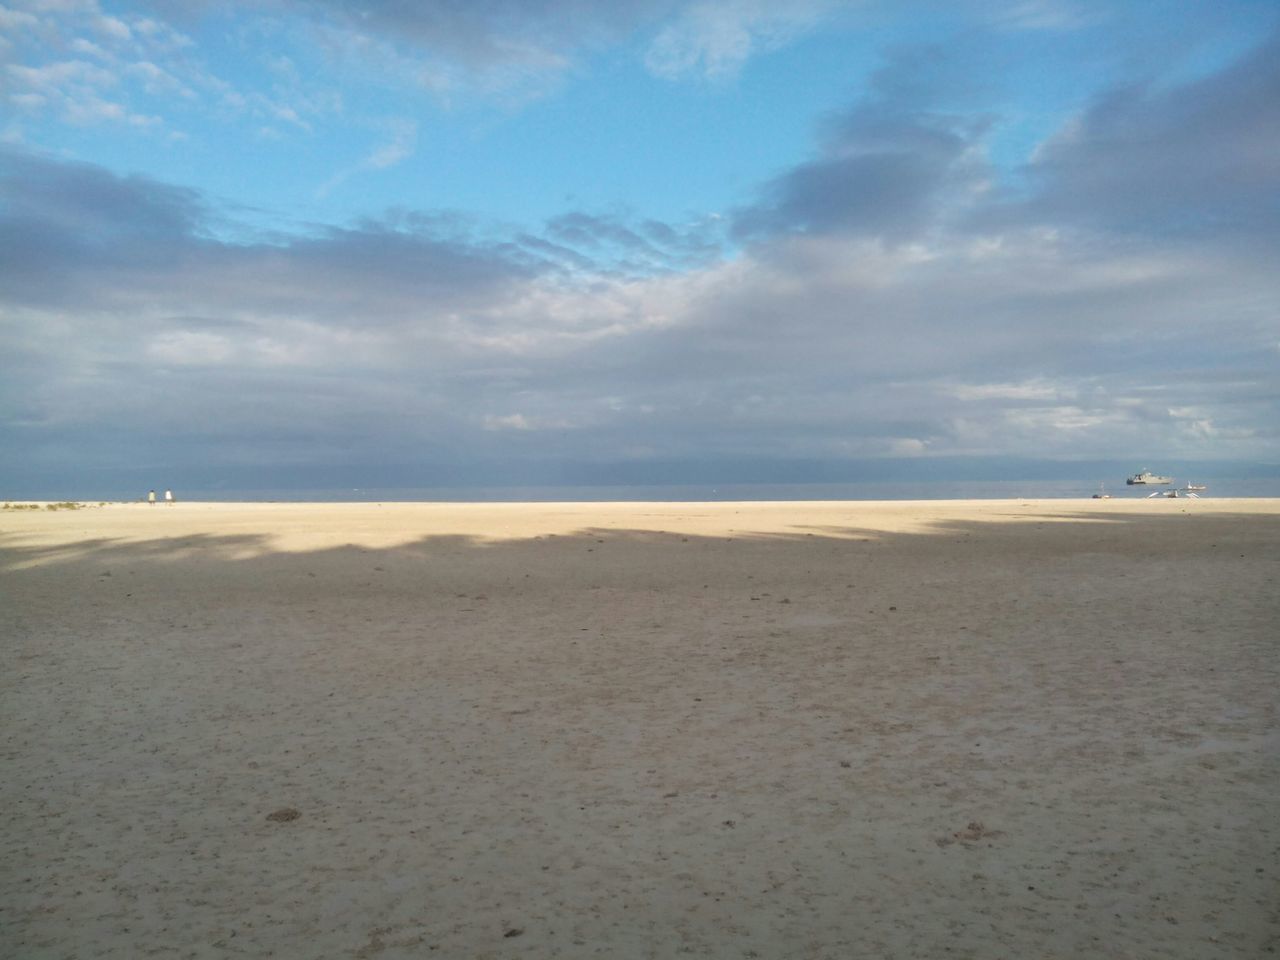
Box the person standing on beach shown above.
[148,489,156,505]
[164,489,174,505]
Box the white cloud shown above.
[147,330,236,366]
[317,119,418,197]
[645,0,834,80]
[9,92,45,109]
[0,5,39,30]
[993,0,1095,31]
[951,380,1064,401]
[68,37,107,57]
[8,59,116,91]
[91,13,130,41]
[127,60,195,98]
[482,413,532,431]
[365,123,415,169]
[888,437,929,455]
[6,51,171,128]
[0,1,213,135]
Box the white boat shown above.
[1185,483,1207,491]
[1127,470,1173,485]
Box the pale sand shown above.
[2,499,1278,959]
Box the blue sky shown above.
[2,0,1278,492]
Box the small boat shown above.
[1092,482,1110,499]
[1127,470,1173,485]
[1185,483,1206,491]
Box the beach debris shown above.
[936,821,1001,847]
[503,928,524,938]
[266,807,301,822]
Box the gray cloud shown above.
[544,210,724,275]
[0,150,205,304]
[0,148,202,242]
[733,113,985,241]
[1004,28,1280,240]
[0,147,550,318]
[732,47,994,243]
[302,0,675,67]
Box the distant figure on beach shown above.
[164,489,174,505]
[148,489,156,505]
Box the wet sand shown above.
[2,499,1278,958]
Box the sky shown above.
[2,0,1278,493]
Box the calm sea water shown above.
[143,478,1280,503]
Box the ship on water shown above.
[1126,470,1173,485]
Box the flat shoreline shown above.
[4,501,1278,957]
[5,496,1280,557]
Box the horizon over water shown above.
[19,477,1280,504]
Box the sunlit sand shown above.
[3,500,1277,958]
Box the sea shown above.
[90,477,1280,503]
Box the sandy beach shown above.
[2,499,1278,959]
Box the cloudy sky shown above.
[2,0,1278,492]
